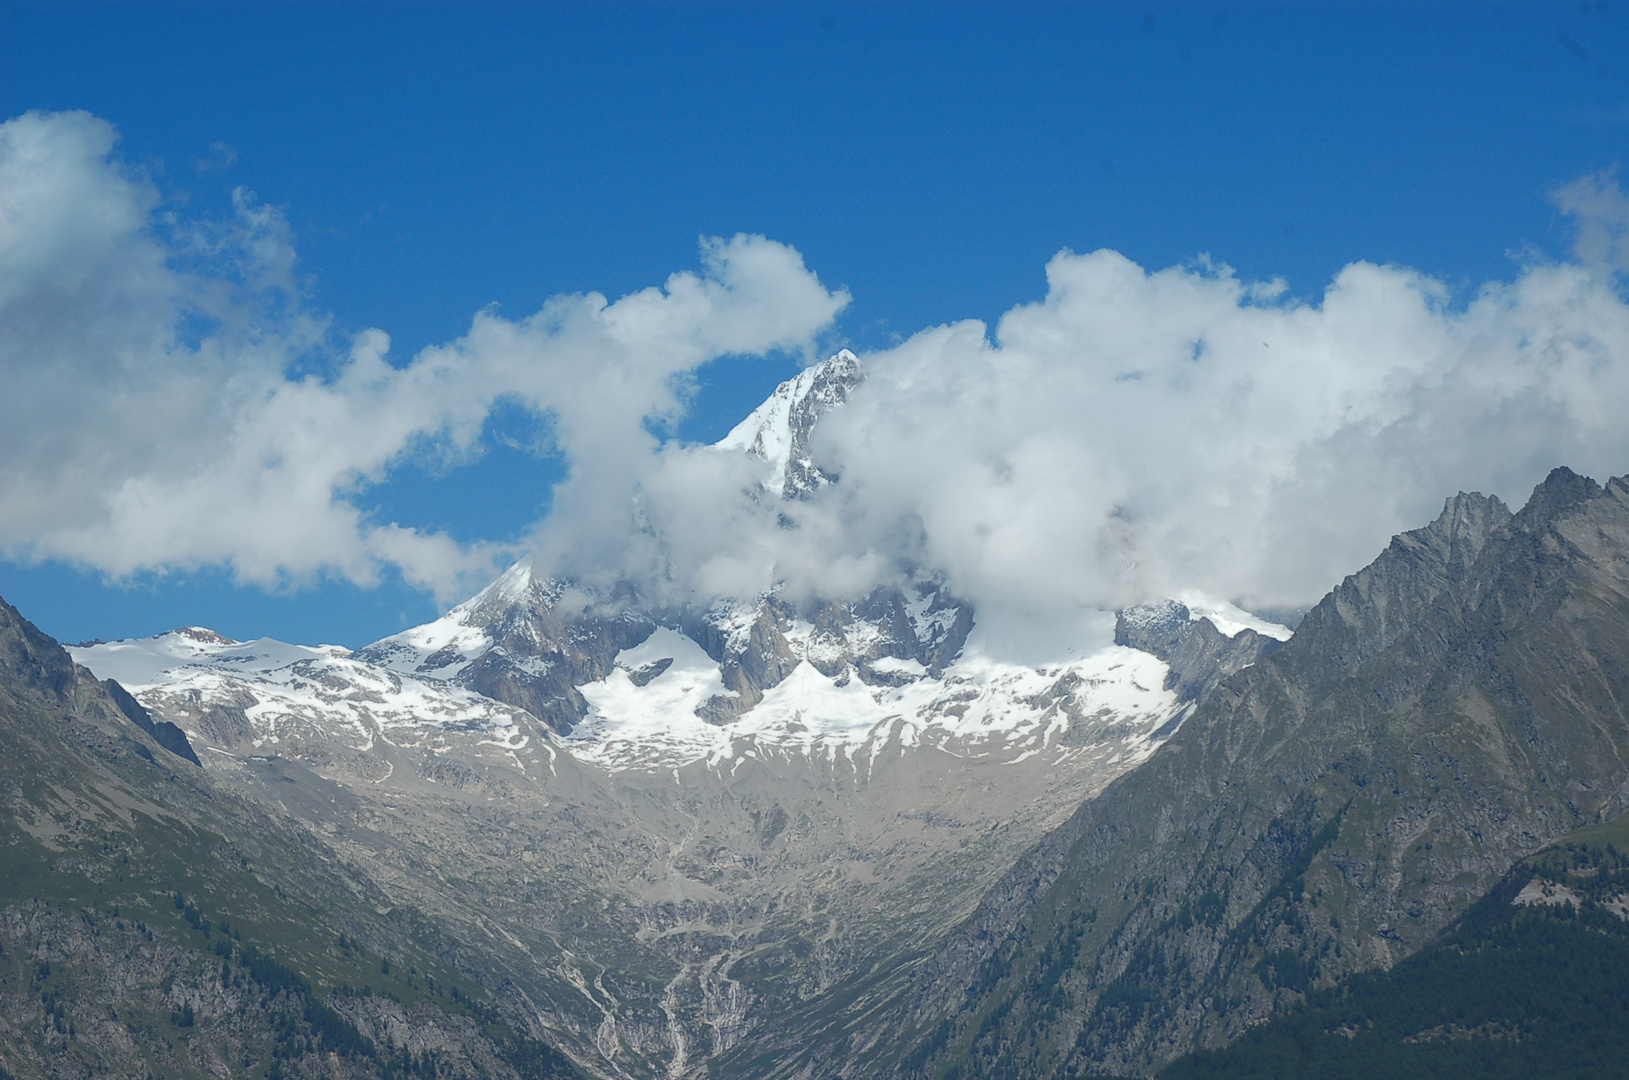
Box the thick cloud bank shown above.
[813,246,1629,615]
[553,188,1629,620]
[5,108,1629,621]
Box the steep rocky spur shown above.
[870,468,1629,1079]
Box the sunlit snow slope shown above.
[71,626,531,758]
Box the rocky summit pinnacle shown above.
[715,347,863,497]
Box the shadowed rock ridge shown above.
[102,674,202,765]
[764,468,1629,1079]
[1114,602,1282,709]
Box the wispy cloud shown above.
[1553,168,1629,278]
[193,140,237,173]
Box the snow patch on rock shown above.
[1174,590,1293,641]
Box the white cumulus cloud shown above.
[6,108,1629,629]
[582,197,1629,623]
[819,248,1629,616]
[0,110,847,601]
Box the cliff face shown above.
[820,469,1629,1079]
[1114,600,1283,712]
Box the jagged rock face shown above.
[715,347,863,498]
[1278,488,1514,689]
[358,566,657,735]
[680,576,975,722]
[1115,599,1283,711]
[354,559,979,738]
[862,469,1629,1080]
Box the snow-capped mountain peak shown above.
[716,347,863,497]
[69,349,1288,778]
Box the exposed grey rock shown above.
[681,576,975,722]
[858,470,1629,1079]
[103,676,200,765]
[1115,600,1281,708]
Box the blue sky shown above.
[2,2,1627,647]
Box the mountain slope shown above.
[0,596,585,1080]
[1157,815,1629,1080]
[859,467,1629,1078]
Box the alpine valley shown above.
[5,352,1629,1080]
